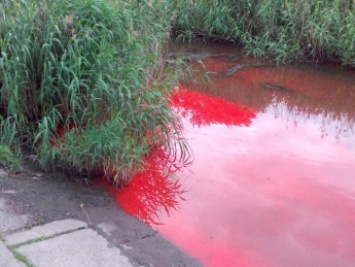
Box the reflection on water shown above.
[112,41,355,267]
[158,87,355,267]
[157,42,355,267]
[186,59,355,140]
[105,87,257,226]
[168,39,355,140]
[104,149,187,225]
[171,87,256,127]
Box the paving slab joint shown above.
[2,221,46,237]
[10,226,87,249]
[6,245,36,267]
[4,219,88,246]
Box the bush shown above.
[172,0,355,65]
[0,0,189,185]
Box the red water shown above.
[171,88,256,127]
[103,148,187,225]
[108,46,355,267]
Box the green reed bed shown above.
[172,0,355,65]
[0,0,188,185]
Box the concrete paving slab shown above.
[0,199,28,234]
[0,168,7,177]
[5,219,87,246]
[17,228,133,267]
[0,240,27,267]
[0,164,203,267]
[97,222,117,237]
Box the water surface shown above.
[113,41,355,267]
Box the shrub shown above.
[0,0,189,185]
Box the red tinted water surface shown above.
[103,148,187,226]
[109,43,355,267]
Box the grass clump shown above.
[0,145,21,170]
[172,0,355,65]
[0,0,189,185]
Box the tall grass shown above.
[172,0,355,65]
[0,0,189,185]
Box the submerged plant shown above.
[0,0,190,185]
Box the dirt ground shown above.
[0,158,202,267]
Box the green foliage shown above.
[172,0,355,65]
[0,145,21,170]
[0,0,189,185]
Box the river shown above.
[109,40,355,267]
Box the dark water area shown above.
[109,41,355,267]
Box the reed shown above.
[0,0,189,185]
[172,0,355,65]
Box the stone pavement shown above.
[0,166,202,267]
[0,219,135,267]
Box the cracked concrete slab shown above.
[0,240,27,267]
[5,219,87,246]
[17,228,133,267]
[0,163,203,267]
[0,199,28,234]
[97,222,117,236]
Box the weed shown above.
[7,246,35,267]
[0,145,21,170]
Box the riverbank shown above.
[172,0,355,66]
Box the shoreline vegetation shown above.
[1,0,354,185]
[0,0,189,185]
[172,0,355,66]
